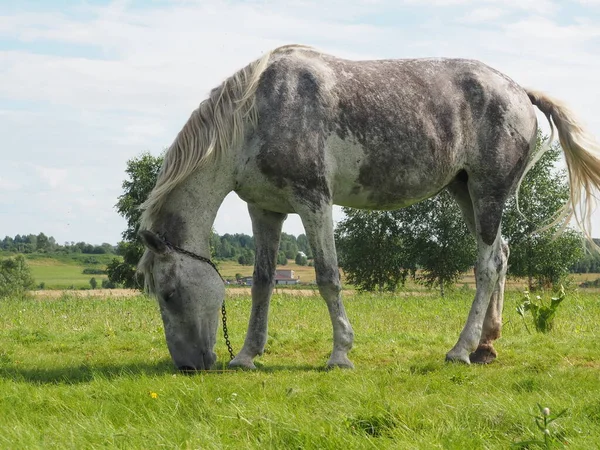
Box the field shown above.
[0,252,113,290]
[1,289,600,448]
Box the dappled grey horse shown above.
[137,45,600,371]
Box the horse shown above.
[137,44,600,371]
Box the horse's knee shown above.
[315,266,342,294]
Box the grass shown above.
[29,262,108,289]
[0,251,113,290]
[1,289,599,448]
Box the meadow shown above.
[1,289,599,449]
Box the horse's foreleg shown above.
[469,241,509,364]
[229,204,286,370]
[300,205,354,369]
[446,232,504,364]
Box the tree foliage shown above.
[0,254,35,298]
[335,210,416,292]
[108,152,164,288]
[335,191,475,295]
[405,191,476,296]
[1,233,113,255]
[295,253,308,266]
[502,135,584,290]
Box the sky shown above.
[1,0,599,245]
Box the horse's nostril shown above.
[177,365,197,373]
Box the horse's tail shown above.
[522,89,600,247]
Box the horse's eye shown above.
[162,290,176,302]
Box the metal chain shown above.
[221,301,235,361]
[158,234,235,360]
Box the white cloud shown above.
[34,166,68,189]
[0,176,21,191]
[460,7,506,23]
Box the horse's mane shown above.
[139,44,313,231]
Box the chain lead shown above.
[221,301,235,361]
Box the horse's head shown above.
[138,230,225,371]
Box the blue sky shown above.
[1,0,599,244]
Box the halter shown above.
[157,234,235,361]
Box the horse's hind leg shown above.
[229,204,286,369]
[446,181,509,364]
[298,204,354,369]
[469,241,509,364]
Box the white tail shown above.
[525,89,600,247]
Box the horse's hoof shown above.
[445,349,471,364]
[228,356,257,370]
[469,345,497,364]
[326,355,355,370]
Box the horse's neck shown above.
[162,160,234,257]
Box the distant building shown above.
[240,276,253,286]
[275,269,299,285]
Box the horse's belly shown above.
[332,185,440,211]
[329,135,458,210]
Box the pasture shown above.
[0,252,113,290]
[1,290,599,448]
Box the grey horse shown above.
[137,45,600,371]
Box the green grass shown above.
[0,251,114,289]
[29,263,108,289]
[1,289,599,448]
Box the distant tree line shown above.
[210,231,312,266]
[0,233,115,255]
[570,240,600,273]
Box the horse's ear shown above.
[139,230,168,255]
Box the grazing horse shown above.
[137,45,600,371]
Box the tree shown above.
[238,249,255,266]
[407,191,476,297]
[0,255,35,298]
[89,277,98,289]
[336,190,476,296]
[297,234,312,258]
[108,152,164,288]
[36,232,49,252]
[502,135,584,290]
[277,251,288,266]
[295,253,308,266]
[335,210,416,292]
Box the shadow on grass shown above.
[0,359,175,385]
[0,359,325,385]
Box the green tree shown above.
[297,234,312,258]
[107,152,164,288]
[408,191,476,297]
[36,232,49,252]
[336,190,476,296]
[0,255,35,298]
[335,210,416,292]
[295,253,308,266]
[89,277,98,289]
[502,135,584,290]
[238,249,255,266]
[277,251,288,266]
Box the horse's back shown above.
[239,48,537,212]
